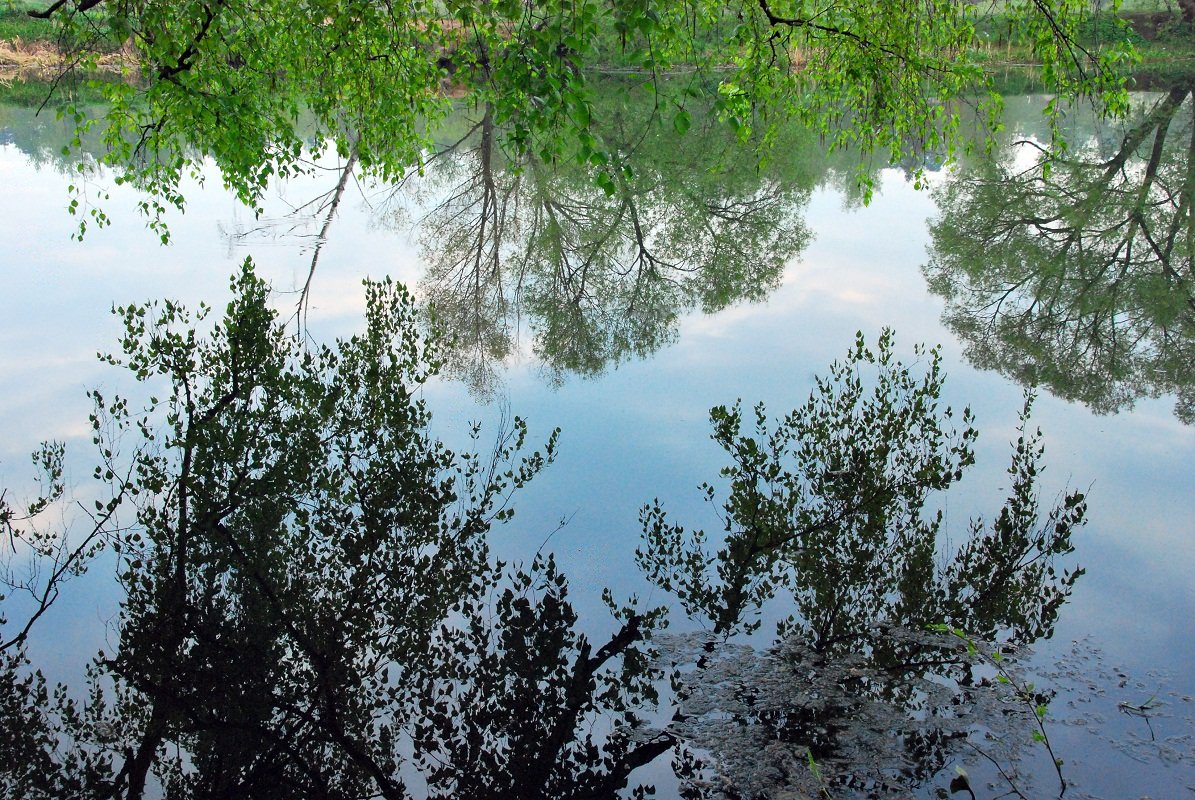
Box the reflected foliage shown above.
[380,85,814,393]
[660,627,1049,799]
[927,86,1195,423]
[638,331,1084,642]
[0,93,112,173]
[1,262,672,800]
[639,331,1086,798]
[2,283,1087,798]
[410,555,673,800]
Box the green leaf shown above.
[673,108,691,136]
[595,170,617,197]
[573,101,591,129]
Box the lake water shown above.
[2,89,1193,797]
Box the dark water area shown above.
[2,83,1193,798]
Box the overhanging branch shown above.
[27,0,104,19]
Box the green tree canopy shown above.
[29,0,1135,235]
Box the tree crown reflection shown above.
[372,81,821,395]
[927,86,1195,423]
[1,277,1091,799]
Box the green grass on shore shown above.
[0,1,56,43]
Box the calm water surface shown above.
[2,92,1193,797]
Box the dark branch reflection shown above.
[1,281,1087,800]
[4,83,1103,799]
[926,86,1195,423]
[376,84,816,395]
[638,335,1085,798]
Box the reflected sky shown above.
[2,99,1194,797]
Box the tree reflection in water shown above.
[2,273,1087,798]
[1,264,671,800]
[3,78,1102,793]
[374,85,815,395]
[926,85,1195,423]
[639,331,1085,798]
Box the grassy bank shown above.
[971,9,1195,72]
[1,0,123,58]
[0,1,56,43]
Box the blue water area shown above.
[2,93,1192,798]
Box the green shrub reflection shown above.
[2,270,1085,799]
